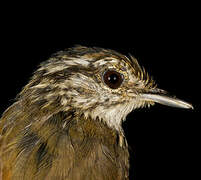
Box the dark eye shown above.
[103,70,124,89]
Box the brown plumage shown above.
[0,46,192,180]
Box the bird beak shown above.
[139,88,193,109]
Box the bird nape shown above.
[0,46,193,180]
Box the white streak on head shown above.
[42,57,90,75]
[31,83,49,89]
[44,65,66,75]
[64,57,90,66]
[61,97,68,106]
[94,58,119,67]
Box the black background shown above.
[1,2,200,180]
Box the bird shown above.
[0,46,193,180]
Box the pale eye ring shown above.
[103,70,124,89]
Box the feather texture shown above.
[0,46,158,179]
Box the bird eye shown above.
[103,70,124,89]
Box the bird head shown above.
[21,46,193,130]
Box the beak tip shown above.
[189,104,194,110]
[182,102,194,110]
